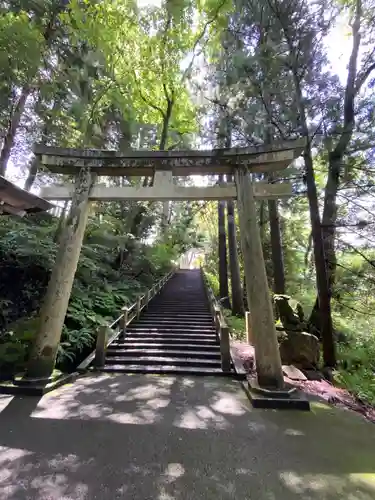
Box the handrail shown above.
[201,269,231,373]
[78,268,176,371]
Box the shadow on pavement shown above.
[0,373,374,500]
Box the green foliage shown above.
[204,269,245,339]
[224,311,246,341]
[57,327,95,365]
[204,270,219,296]
[147,244,177,272]
[0,11,42,87]
[0,208,183,375]
[334,331,375,405]
[0,317,39,376]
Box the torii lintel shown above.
[34,138,306,177]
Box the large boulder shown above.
[274,295,305,331]
[278,331,320,369]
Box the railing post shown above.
[120,306,128,338]
[136,296,142,320]
[245,311,253,344]
[220,325,231,373]
[145,289,150,308]
[214,307,220,329]
[94,325,107,368]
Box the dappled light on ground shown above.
[0,374,374,499]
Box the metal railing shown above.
[77,268,175,371]
[201,269,231,373]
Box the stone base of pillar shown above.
[0,372,78,396]
[242,376,310,410]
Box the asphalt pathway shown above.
[0,374,374,499]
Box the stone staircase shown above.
[101,269,232,375]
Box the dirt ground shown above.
[231,341,375,424]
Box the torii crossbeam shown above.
[27,139,306,394]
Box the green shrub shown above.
[334,333,375,405]
[334,369,375,406]
[224,311,246,341]
[204,270,219,296]
[57,327,96,365]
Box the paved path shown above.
[0,374,374,500]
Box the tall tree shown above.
[273,0,336,366]
[0,1,71,176]
[320,0,375,290]
[218,174,231,308]
[268,191,286,294]
[227,175,245,315]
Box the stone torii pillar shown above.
[26,168,96,379]
[236,168,284,388]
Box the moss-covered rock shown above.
[279,330,320,368]
[274,294,305,331]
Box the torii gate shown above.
[26,139,305,391]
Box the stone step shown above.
[94,269,235,378]
[147,305,209,309]
[150,302,207,306]
[145,310,211,315]
[126,325,216,332]
[135,321,215,328]
[148,304,210,314]
[118,338,217,347]
[142,312,212,318]
[105,356,222,366]
[137,316,214,329]
[100,365,228,375]
[112,337,218,346]
[141,311,213,317]
[106,348,220,359]
[122,333,217,341]
[148,298,207,302]
[109,342,220,351]
[127,330,217,337]
[151,298,207,301]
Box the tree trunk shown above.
[291,68,336,367]
[218,174,231,309]
[227,175,244,316]
[309,1,364,348]
[0,4,69,177]
[259,200,267,248]
[321,160,340,286]
[0,85,30,176]
[258,23,286,293]
[268,198,286,294]
[159,98,173,151]
[236,168,284,389]
[158,98,174,230]
[26,167,96,379]
[308,159,342,336]
[304,146,336,366]
[317,1,363,292]
[24,156,39,191]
